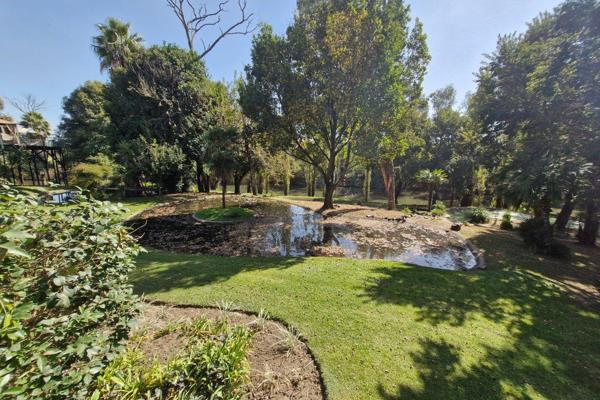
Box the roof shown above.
[0,118,17,125]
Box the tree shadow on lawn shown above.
[365,228,600,399]
[132,251,306,294]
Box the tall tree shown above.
[243,1,426,210]
[92,18,143,73]
[471,0,600,246]
[58,81,111,163]
[356,1,430,210]
[107,44,211,190]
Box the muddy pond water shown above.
[129,198,478,271]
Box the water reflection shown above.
[132,199,478,271]
[257,204,476,271]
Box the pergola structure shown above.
[1,118,68,186]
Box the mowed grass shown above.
[132,246,600,399]
[194,206,253,221]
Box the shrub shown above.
[0,185,140,399]
[96,318,253,399]
[500,213,513,230]
[69,154,120,194]
[519,217,571,259]
[468,207,489,223]
[431,201,447,217]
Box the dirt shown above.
[135,304,324,400]
[128,194,480,270]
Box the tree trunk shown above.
[554,191,575,232]
[427,188,433,212]
[195,161,203,193]
[379,160,395,210]
[533,195,553,250]
[202,173,211,193]
[283,174,290,196]
[450,187,455,207]
[322,180,335,210]
[234,175,242,195]
[310,166,316,197]
[264,174,269,194]
[363,166,371,203]
[578,200,598,246]
[394,179,403,206]
[221,178,227,208]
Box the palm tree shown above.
[417,169,448,211]
[92,18,143,73]
[20,111,50,146]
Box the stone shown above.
[450,223,462,231]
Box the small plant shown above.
[431,201,447,217]
[275,325,302,357]
[96,318,253,399]
[468,207,489,223]
[400,207,413,215]
[500,213,513,230]
[249,308,271,332]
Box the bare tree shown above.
[8,94,46,114]
[166,0,256,58]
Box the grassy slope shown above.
[133,239,600,399]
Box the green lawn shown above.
[132,247,600,399]
[194,206,253,221]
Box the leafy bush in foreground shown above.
[468,207,489,223]
[96,318,253,400]
[0,186,140,399]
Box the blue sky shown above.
[1,0,562,131]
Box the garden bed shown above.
[134,304,324,399]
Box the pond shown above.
[129,198,478,271]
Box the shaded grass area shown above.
[194,206,253,221]
[133,242,600,399]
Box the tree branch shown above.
[166,0,256,57]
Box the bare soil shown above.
[135,304,324,400]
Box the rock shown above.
[450,223,462,231]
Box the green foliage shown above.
[58,81,111,163]
[0,185,140,399]
[107,44,210,191]
[468,207,489,224]
[96,318,253,400]
[68,154,120,193]
[500,213,513,230]
[117,139,192,193]
[519,218,571,259]
[92,18,143,72]
[19,111,50,144]
[194,207,253,222]
[431,201,447,217]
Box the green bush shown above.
[519,217,571,259]
[468,207,489,223]
[431,201,447,217]
[500,213,513,230]
[68,154,120,194]
[0,185,140,399]
[97,318,253,400]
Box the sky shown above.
[1,0,563,132]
